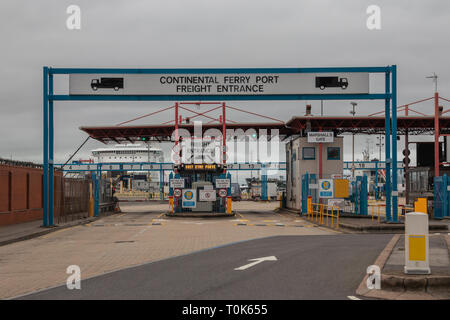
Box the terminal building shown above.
[285,135,343,210]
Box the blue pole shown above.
[444,174,448,217]
[261,164,268,201]
[168,172,173,197]
[385,70,392,222]
[43,67,49,227]
[363,174,368,215]
[94,170,99,217]
[391,65,398,222]
[375,161,379,200]
[161,169,165,200]
[48,70,54,226]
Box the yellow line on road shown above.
[40,226,79,239]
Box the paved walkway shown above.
[0,202,333,299]
[384,234,450,275]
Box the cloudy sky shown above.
[0,0,449,169]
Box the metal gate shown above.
[301,173,317,214]
[353,175,368,215]
[434,175,449,219]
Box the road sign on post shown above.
[215,179,230,188]
[170,178,185,188]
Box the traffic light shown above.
[140,137,149,142]
[402,149,410,166]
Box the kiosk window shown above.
[327,147,340,160]
[303,147,315,160]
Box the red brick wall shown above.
[0,164,61,226]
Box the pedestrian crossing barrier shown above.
[307,202,339,229]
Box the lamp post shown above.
[350,102,357,178]
[376,135,384,162]
[426,73,440,177]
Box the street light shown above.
[426,72,438,93]
[350,102,357,177]
[376,135,384,161]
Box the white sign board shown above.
[199,189,217,202]
[123,164,141,170]
[309,184,318,189]
[170,178,185,188]
[142,164,161,170]
[182,189,196,208]
[319,179,334,198]
[65,164,96,171]
[328,199,345,208]
[69,73,369,96]
[308,132,334,143]
[162,164,174,170]
[215,179,230,188]
[239,163,262,170]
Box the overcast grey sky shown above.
[0,0,449,166]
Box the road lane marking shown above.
[235,256,278,271]
[347,296,361,300]
[40,226,79,239]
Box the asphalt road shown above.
[18,234,393,300]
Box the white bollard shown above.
[404,212,431,274]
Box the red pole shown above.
[319,143,322,179]
[318,128,323,179]
[175,103,179,164]
[435,92,440,177]
[175,103,179,143]
[222,102,226,166]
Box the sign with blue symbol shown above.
[182,189,197,208]
[319,179,334,198]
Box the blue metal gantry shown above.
[43,66,398,226]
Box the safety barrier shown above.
[115,191,168,200]
[306,202,339,230]
[369,203,414,222]
[168,196,174,214]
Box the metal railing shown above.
[306,201,339,230]
[369,203,414,222]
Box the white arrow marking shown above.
[234,256,278,271]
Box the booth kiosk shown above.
[169,163,231,215]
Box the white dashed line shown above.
[347,296,361,300]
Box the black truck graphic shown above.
[91,77,124,91]
[315,76,348,90]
